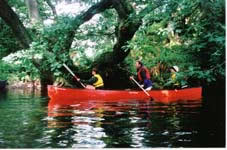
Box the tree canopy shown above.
[0,0,225,89]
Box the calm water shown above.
[0,88,225,148]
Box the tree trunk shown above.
[0,0,165,89]
[93,0,166,68]
[60,0,139,68]
[0,0,32,49]
[45,0,57,17]
[40,70,54,95]
[25,0,41,24]
[62,0,164,68]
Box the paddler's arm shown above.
[129,72,139,81]
[81,76,98,85]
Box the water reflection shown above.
[1,87,225,148]
[47,98,202,148]
[0,89,49,148]
[1,86,225,148]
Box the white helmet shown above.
[172,66,179,72]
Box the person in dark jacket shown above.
[130,60,152,90]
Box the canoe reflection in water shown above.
[47,85,202,129]
[46,84,203,148]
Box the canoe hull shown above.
[48,85,202,103]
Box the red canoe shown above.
[48,85,202,104]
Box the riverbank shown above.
[7,80,41,90]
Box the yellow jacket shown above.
[171,73,179,86]
[93,74,104,88]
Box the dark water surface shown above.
[0,88,225,148]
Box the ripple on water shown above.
[0,89,207,148]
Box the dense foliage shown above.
[0,0,225,89]
[126,0,225,89]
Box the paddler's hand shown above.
[129,76,133,80]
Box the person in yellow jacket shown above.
[170,66,180,88]
[78,68,104,90]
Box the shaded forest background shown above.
[0,0,225,91]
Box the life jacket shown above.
[137,67,151,81]
[171,73,179,86]
[93,74,104,88]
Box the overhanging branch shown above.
[62,0,114,51]
[0,0,32,49]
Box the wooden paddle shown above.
[63,63,86,88]
[130,76,152,98]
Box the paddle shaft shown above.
[63,64,86,88]
[131,77,150,97]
